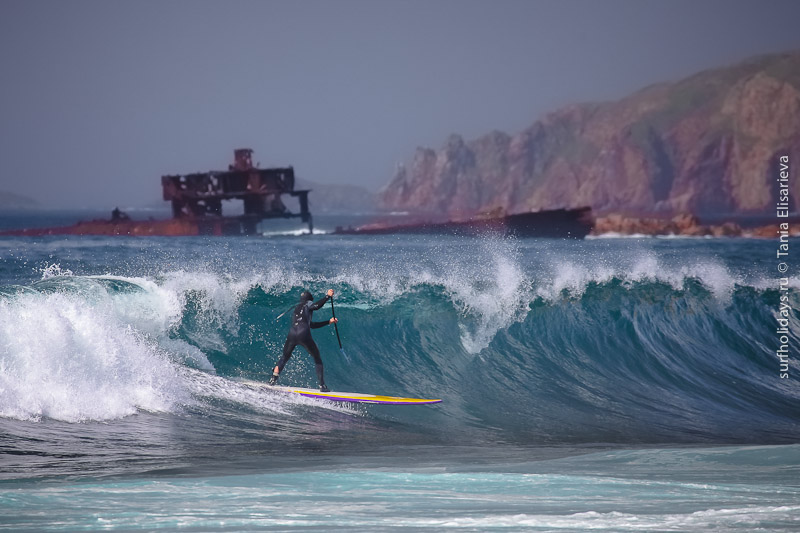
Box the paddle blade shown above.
[340,347,352,363]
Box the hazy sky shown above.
[2,0,800,208]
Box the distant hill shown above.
[295,178,377,214]
[381,51,800,216]
[0,191,39,210]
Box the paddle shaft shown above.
[330,295,343,349]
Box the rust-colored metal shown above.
[1,149,313,237]
[2,218,211,237]
[161,148,312,234]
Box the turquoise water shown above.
[4,446,799,531]
[0,213,798,531]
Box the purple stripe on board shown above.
[295,392,441,404]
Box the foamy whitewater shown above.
[0,213,798,531]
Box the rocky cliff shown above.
[380,52,800,217]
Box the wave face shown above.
[0,236,798,446]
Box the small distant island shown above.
[0,191,39,210]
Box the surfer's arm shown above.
[310,291,331,311]
[311,318,337,329]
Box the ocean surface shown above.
[0,211,798,531]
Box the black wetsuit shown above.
[276,294,331,386]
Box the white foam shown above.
[432,237,530,354]
[676,261,741,300]
[589,232,727,240]
[183,368,358,416]
[158,270,253,348]
[0,289,188,422]
[534,251,742,302]
[89,275,184,337]
[40,263,74,279]
[0,269,362,422]
[587,232,652,239]
[394,505,800,529]
[260,229,329,237]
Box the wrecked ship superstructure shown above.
[162,148,312,235]
[0,149,313,237]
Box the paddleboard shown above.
[240,380,442,405]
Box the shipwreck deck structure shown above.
[161,148,312,235]
[0,149,313,237]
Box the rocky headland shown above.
[592,213,788,238]
[379,51,800,236]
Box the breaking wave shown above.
[0,249,798,444]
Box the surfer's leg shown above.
[301,337,328,391]
[271,337,296,384]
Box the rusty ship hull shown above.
[333,207,594,239]
[0,216,268,237]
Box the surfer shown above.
[270,289,338,391]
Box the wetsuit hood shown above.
[299,291,314,303]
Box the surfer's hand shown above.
[327,289,334,297]
[329,318,338,324]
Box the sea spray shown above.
[443,237,530,354]
[0,288,186,421]
[1,239,798,442]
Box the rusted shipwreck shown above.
[333,207,594,239]
[161,148,311,235]
[2,149,312,236]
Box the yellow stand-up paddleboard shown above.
[240,380,442,405]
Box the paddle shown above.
[330,295,351,363]
[275,304,294,321]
